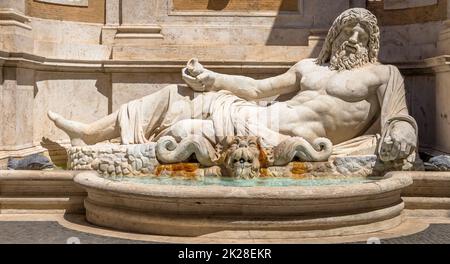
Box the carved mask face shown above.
[330,23,370,71]
[224,137,260,179]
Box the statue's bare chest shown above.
[298,62,382,102]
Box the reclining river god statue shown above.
[48,8,419,176]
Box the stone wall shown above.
[31,18,109,60]
[172,0,298,11]
[26,0,105,24]
[367,0,446,25]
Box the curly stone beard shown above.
[330,41,370,71]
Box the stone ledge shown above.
[424,55,450,73]
[75,171,412,200]
[0,170,78,180]
[114,25,164,43]
[0,9,30,23]
[0,50,439,73]
[0,50,294,73]
[404,209,450,217]
[0,197,84,214]
[402,171,450,211]
[116,25,162,35]
[0,8,31,30]
[403,197,450,209]
[0,20,32,30]
[402,171,450,197]
[0,170,86,214]
[0,146,46,160]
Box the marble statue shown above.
[48,8,418,167]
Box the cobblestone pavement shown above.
[1,221,450,244]
[377,224,450,244]
[0,222,153,244]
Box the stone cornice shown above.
[0,8,31,30]
[0,50,442,74]
[115,25,164,40]
[0,50,294,74]
[385,60,435,75]
[424,55,450,73]
[0,8,30,23]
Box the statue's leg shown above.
[47,110,119,146]
[48,85,194,146]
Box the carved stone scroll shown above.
[273,137,333,166]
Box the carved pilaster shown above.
[423,7,450,153]
[0,67,37,163]
[116,0,163,45]
[103,0,163,57]
[0,0,33,54]
[101,0,119,45]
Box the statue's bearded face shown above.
[316,8,380,71]
[330,23,370,71]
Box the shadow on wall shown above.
[206,0,231,10]
[33,72,111,106]
[265,0,307,47]
[32,73,112,148]
[40,137,68,167]
[265,0,366,56]
[403,74,437,154]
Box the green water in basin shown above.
[114,175,377,187]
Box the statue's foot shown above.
[47,111,88,146]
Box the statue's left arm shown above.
[376,65,418,161]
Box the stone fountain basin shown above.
[74,172,412,237]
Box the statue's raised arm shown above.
[182,58,300,100]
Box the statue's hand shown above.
[182,58,216,92]
[380,122,416,161]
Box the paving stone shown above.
[2,221,450,244]
[353,224,450,244]
[0,222,154,244]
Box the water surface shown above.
[111,175,377,187]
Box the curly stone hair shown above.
[316,8,380,65]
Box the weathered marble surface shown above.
[69,135,333,178]
[68,141,420,178]
[68,143,159,177]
